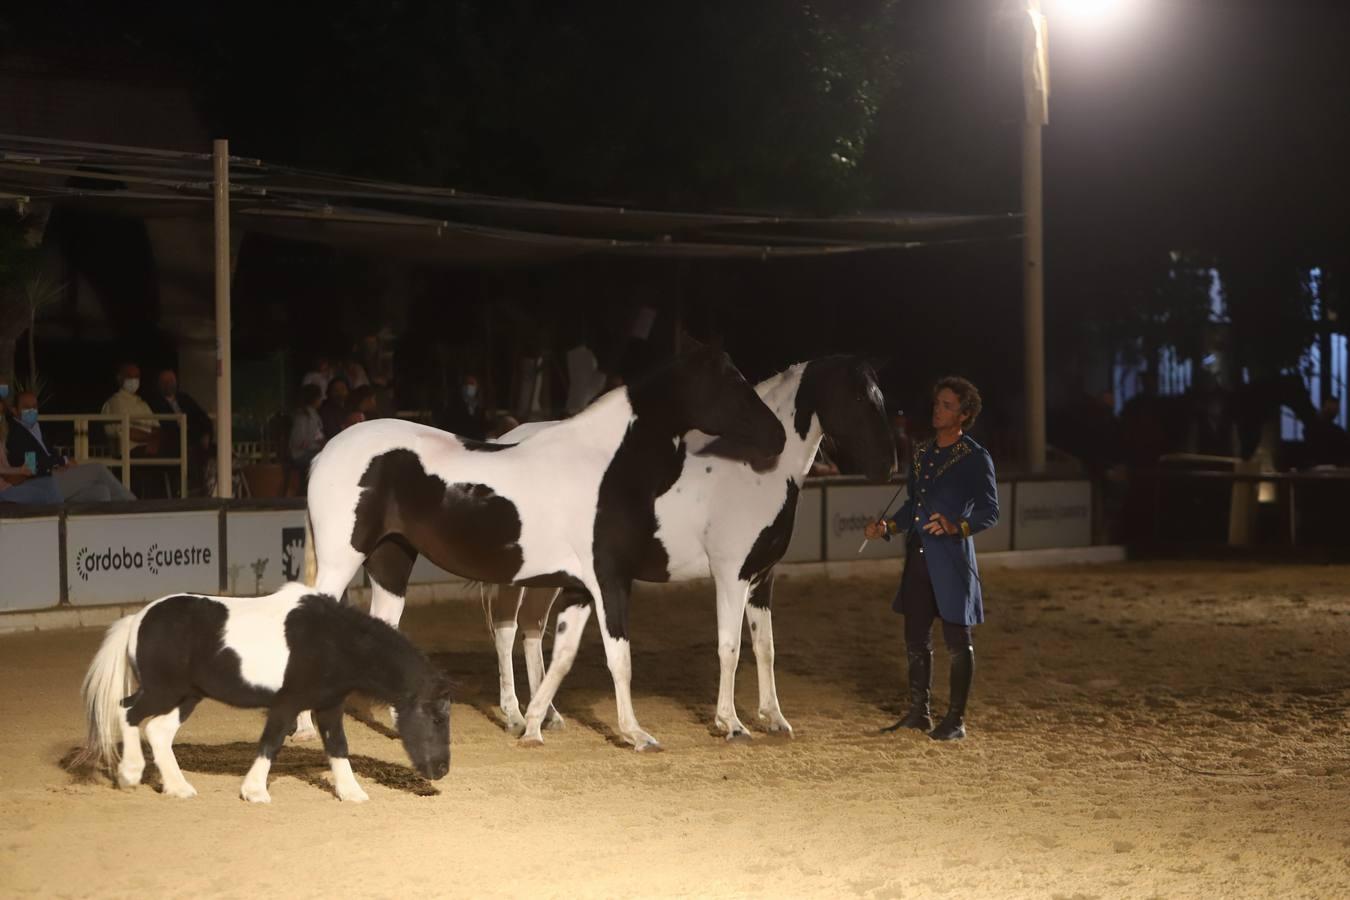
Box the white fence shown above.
[0,476,1092,614]
[36,412,190,497]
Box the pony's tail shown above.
[303,509,318,587]
[79,614,138,773]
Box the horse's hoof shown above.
[504,718,527,738]
[632,735,664,753]
[543,709,566,731]
[162,781,198,799]
[759,710,795,737]
[240,785,271,804]
[291,727,320,743]
[518,733,545,748]
[337,786,370,804]
[725,729,753,743]
[116,767,143,789]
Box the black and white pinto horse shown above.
[300,345,786,751]
[81,582,451,803]
[478,356,895,741]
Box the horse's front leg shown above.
[592,575,661,752]
[314,703,368,803]
[745,570,792,736]
[491,585,527,736]
[241,707,295,803]
[712,569,753,741]
[520,592,591,746]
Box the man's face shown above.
[159,373,177,397]
[932,388,967,432]
[17,392,38,415]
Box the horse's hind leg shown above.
[491,585,527,735]
[520,587,565,730]
[143,699,200,798]
[115,693,146,788]
[745,570,792,736]
[314,704,368,803]
[520,590,591,746]
[241,708,293,803]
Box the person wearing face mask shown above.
[100,362,162,497]
[435,373,489,441]
[862,376,999,742]
[0,386,62,504]
[146,369,213,496]
[6,390,135,502]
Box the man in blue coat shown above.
[864,376,999,740]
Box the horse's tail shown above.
[303,508,317,587]
[79,614,138,772]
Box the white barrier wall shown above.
[66,511,220,607]
[782,487,824,563]
[0,477,1095,614]
[825,484,907,561]
[0,517,61,612]
[1013,480,1093,550]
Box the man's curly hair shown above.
[933,376,982,428]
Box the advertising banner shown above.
[0,517,60,611]
[973,482,1014,554]
[225,510,367,596]
[824,484,907,561]
[781,485,824,563]
[1013,480,1092,550]
[66,511,219,607]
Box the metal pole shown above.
[1022,0,1048,474]
[213,139,233,498]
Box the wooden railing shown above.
[37,412,189,498]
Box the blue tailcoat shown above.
[886,435,999,626]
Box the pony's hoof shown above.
[543,709,566,731]
[116,767,143,789]
[759,712,795,737]
[337,785,370,804]
[518,733,545,748]
[724,728,753,743]
[162,781,198,799]
[504,718,527,738]
[240,784,272,804]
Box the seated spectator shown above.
[320,377,351,439]
[146,369,213,496]
[6,390,135,502]
[0,409,61,504]
[342,358,371,390]
[100,362,163,496]
[302,356,335,394]
[347,384,378,423]
[288,384,325,491]
[436,374,488,440]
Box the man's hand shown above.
[863,519,889,541]
[924,512,958,536]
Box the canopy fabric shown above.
[0,132,1021,265]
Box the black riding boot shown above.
[929,645,973,741]
[881,649,933,733]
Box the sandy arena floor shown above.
[1,561,1348,899]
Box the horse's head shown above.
[396,670,452,781]
[799,356,896,483]
[645,344,785,466]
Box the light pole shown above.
[1022,0,1050,473]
